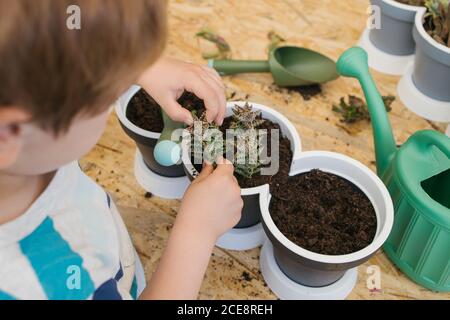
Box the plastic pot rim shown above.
[413,9,450,65]
[115,85,161,140]
[259,151,394,265]
[375,0,425,21]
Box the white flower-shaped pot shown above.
[259,151,394,287]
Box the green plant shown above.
[229,103,266,179]
[187,103,266,179]
[187,112,223,164]
[333,95,395,124]
[195,28,231,59]
[396,0,426,6]
[424,0,450,47]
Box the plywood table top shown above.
[81,0,449,300]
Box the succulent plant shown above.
[187,103,266,179]
[187,112,223,164]
[229,103,266,179]
[229,103,265,130]
[333,95,395,124]
[424,0,450,47]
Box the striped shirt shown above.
[0,162,145,300]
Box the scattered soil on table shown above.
[287,84,322,101]
[144,192,153,199]
[126,89,206,132]
[269,169,377,255]
[241,271,253,282]
[268,84,322,101]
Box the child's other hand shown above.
[177,157,243,242]
[138,57,226,126]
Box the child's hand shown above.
[177,157,243,241]
[138,57,226,125]
[141,158,242,300]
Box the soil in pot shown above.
[219,117,293,189]
[395,0,425,6]
[126,89,206,132]
[423,0,450,47]
[269,169,377,255]
[188,104,293,189]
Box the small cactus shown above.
[187,103,266,179]
[229,103,266,179]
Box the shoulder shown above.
[0,162,131,300]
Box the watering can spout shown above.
[337,47,397,177]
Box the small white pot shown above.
[411,8,450,102]
[182,101,302,229]
[116,85,186,177]
[259,151,394,287]
[359,0,425,75]
[398,8,450,122]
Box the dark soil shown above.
[423,2,450,48]
[395,0,425,6]
[217,116,293,189]
[269,169,377,255]
[126,89,206,132]
[287,84,322,101]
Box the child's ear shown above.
[0,108,30,169]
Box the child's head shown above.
[0,0,166,175]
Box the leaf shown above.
[332,95,394,124]
[196,29,231,60]
[267,30,286,52]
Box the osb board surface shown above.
[80,0,449,300]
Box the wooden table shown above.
[80,0,449,300]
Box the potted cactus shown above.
[116,86,205,177]
[411,0,450,101]
[359,0,425,75]
[181,101,302,230]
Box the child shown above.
[0,0,243,300]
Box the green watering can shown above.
[337,47,450,292]
[153,111,184,166]
[209,46,339,87]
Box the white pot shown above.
[359,0,425,75]
[398,8,450,122]
[259,151,394,287]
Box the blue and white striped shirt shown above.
[0,162,145,300]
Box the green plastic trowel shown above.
[209,46,339,87]
[153,111,185,167]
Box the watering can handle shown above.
[417,131,450,159]
[209,59,270,75]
